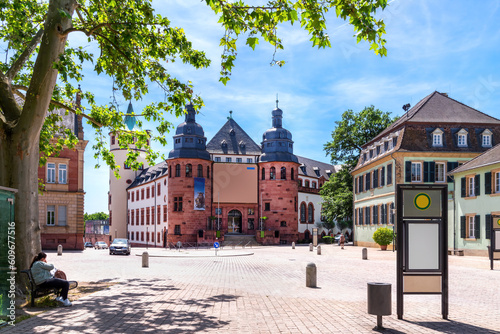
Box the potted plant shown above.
[372,227,394,250]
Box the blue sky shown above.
[79,0,500,214]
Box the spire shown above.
[227,110,233,120]
[276,94,279,108]
[124,102,138,131]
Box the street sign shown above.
[214,242,220,249]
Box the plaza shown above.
[5,245,500,333]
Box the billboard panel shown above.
[213,163,258,203]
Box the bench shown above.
[21,269,78,307]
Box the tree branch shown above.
[6,29,44,80]
[0,72,22,127]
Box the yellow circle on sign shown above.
[414,193,431,210]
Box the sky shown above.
[78,0,500,214]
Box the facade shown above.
[351,91,500,250]
[111,102,339,247]
[38,94,88,250]
[449,143,500,256]
[84,219,110,245]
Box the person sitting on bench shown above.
[30,252,72,306]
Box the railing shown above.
[298,186,320,194]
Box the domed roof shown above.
[260,105,298,163]
[175,103,205,136]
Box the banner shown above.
[194,177,206,210]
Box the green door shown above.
[0,188,16,319]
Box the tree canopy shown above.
[321,106,396,227]
[84,212,109,221]
[0,0,389,279]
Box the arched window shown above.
[300,203,306,222]
[305,180,310,188]
[186,164,192,177]
[308,203,314,223]
[168,165,171,178]
[270,167,276,180]
[291,168,295,180]
[298,179,303,187]
[312,181,317,189]
[197,164,203,177]
[207,166,210,179]
[261,168,265,180]
[281,167,286,180]
[175,164,181,177]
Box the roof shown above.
[296,156,339,181]
[366,91,500,147]
[127,161,168,189]
[449,143,500,174]
[206,118,261,155]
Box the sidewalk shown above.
[3,245,500,333]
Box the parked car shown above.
[84,242,93,248]
[94,241,108,249]
[109,238,131,255]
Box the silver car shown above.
[109,238,131,255]
[94,241,108,249]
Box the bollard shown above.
[362,247,368,260]
[367,282,391,329]
[306,263,317,288]
[309,243,313,252]
[292,242,295,249]
[57,245,63,256]
[317,245,321,255]
[142,251,149,268]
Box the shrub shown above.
[372,227,394,246]
[322,236,333,244]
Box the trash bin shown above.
[367,282,391,329]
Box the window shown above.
[247,158,253,163]
[141,189,144,200]
[226,157,232,162]
[270,167,276,180]
[46,205,55,226]
[136,209,139,224]
[312,182,316,189]
[411,162,422,182]
[175,164,181,177]
[157,183,161,196]
[482,129,492,147]
[305,180,310,188]
[111,135,116,145]
[248,208,254,215]
[58,164,67,184]
[373,206,378,225]
[300,203,306,222]
[384,141,389,151]
[141,232,144,241]
[47,163,56,183]
[215,208,222,215]
[174,197,183,212]
[248,218,255,230]
[163,205,167,222]
[58,206,66,226]
[214,157,221,162]
[131,192,135,202]
[376,146,380,156]
[157,205,161,224]
[392,136,398,147]
[197,164,203,177]
[496,172,500,193]
[186,164,192,177]
[236,158,242,163]
[457,129,468,147]
[264,203,270,211]
[146,187,150,199]
[146,207,150,225]
[281,167,286,180]
[432,129,443,147]
[291,168,294,180]
[124,163,131,170]
[358,207,363,225]
[207,166,210,179]
[280,221,287,227]
[261,168,265,180]
[131,210,135,225]
[468,176,475,197]
[308,204,314,223]
[174,225,181,235]
[373,169,379,188]
[365,206,370,225]
[468,216,476,238]
[435,163,445,182]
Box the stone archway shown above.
[227,210,242,233]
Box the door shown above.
[227,210,242,233]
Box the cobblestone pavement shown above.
[3,244,500,333]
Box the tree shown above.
[84,212,109,221]
[321,106,396,226]
[0,0,388,289]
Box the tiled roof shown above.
[296,156,339,180]
[127,161,168,189]
[449,143,500,174]
[206,118,261,155]
[365,91,500,148]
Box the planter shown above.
[380,245,387,251]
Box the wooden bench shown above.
[21,269,78,307]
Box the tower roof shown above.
[124,102,140,131]
[260,104,298,163]
[206,115,261,155]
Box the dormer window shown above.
[369,149,374,159]
[221,140,227,148]
[376,146,380,155]
[481,129,492,147]
[229,129,235,136]
[239,141,245,148]
[432,128,443,147]
[457,129,468,147]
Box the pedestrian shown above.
[340,234,345,249]
[30,252,72,306]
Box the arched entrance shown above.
[227,210,242,233]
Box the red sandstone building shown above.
[115,103,337,246]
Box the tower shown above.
[258,100,300,244]
[108,102,149,240]
[166,102,212,243]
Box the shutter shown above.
[485,172,492,195]
[447,162,457,182]
[429,161,435,182]
[373,206,378,225]
[423,162,429,182]
[461,177,466,198]
[381,167,385,186]
[475,215,480,239]
[485,214,491,239]
[475,174,480,196]
[460,216,466,238]
[405,161,412,182]
[387,165,392,185]
[366,173,371,190]
[373,170,378,188]
[383,204,387,224]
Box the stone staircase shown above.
[223,234,260,247]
